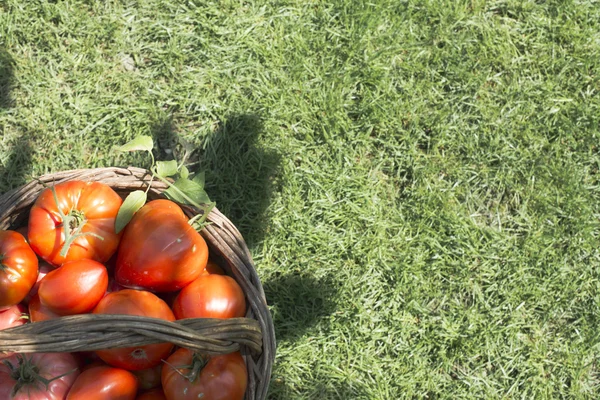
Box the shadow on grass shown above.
[0,49,33,193]
[150,113,281,248]
[268,378,371,400]
[265,273,349,399]
[263,272,339,343]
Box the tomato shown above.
[28,181,123,267]
[23,261,54,305]
[0,303,27,330]
[0,352,80,400]
[136,389,167,400]
[0,230,39,310]
[115,200,208,292]
[28,294,62,322]
[93,290,175,370]
[38,259,108,315]
[161,349,247,400]
[0,304,28,360]
[66,365,138,400]
[132,365,162,391]
[172,274,246,320]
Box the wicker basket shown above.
[0,166,275,400]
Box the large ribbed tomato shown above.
[115,200,208,292]
[161,349,247,400]
[0,230,38,310]
[28,181,123,267]
[0,352,80,400]
[93,289,175,370]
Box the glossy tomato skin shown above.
[115,200,208,292]
[0,303,27,330]
[66,365,138,400]
[136,388,167,400]
[28,181,123,267]
[161,349,247,400]
[38,259,108,315]
[29,294,62,322]
[93,290,175,370]
[0,352,80,400]
[0,230,39,310]
[172,274,246,320]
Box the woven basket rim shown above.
[0,166,276,400]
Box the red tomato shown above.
[23,261,54,305]
[132,364,162,391]
[93,290,175,370]
[28,181,123,267]
[29,294,62,322]
[0,303,27,330]
[115,200,208,292]
[136,389,167,400]
[38,259,108,315]
[172,274,246,320]
[0,304,28,360]
[66,365,138,400]
[0,352,80,400]
[161,349,247,400]
[0,230,39,310]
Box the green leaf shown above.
[116,136,154,152]
[180,165,190,180]
[156,160,178,177]
[115,190,147,233]
[165,178,211,206]
[192,171,205,188]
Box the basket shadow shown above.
[150,113,281,249]
[263,273,338,343]
[0,48,14,108]
[0,49,32,194]
[268,378,372,400]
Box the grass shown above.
[1,0,600,398]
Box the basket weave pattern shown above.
[0,167,275,400]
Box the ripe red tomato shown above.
[66,365,138,400]
[172,274,246,320]
[29,294,62,322]
[28,181,123,267]
[136,389,167,400]
[161,348,247,400]
[0,230,39,310]
[0,303,27,330]
[38,259,108,315]
[93,289,175,370]
[0,352,80,400]
[115,200,208,292]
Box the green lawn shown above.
[2,0,600,398]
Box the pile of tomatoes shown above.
[0,181,248,400]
